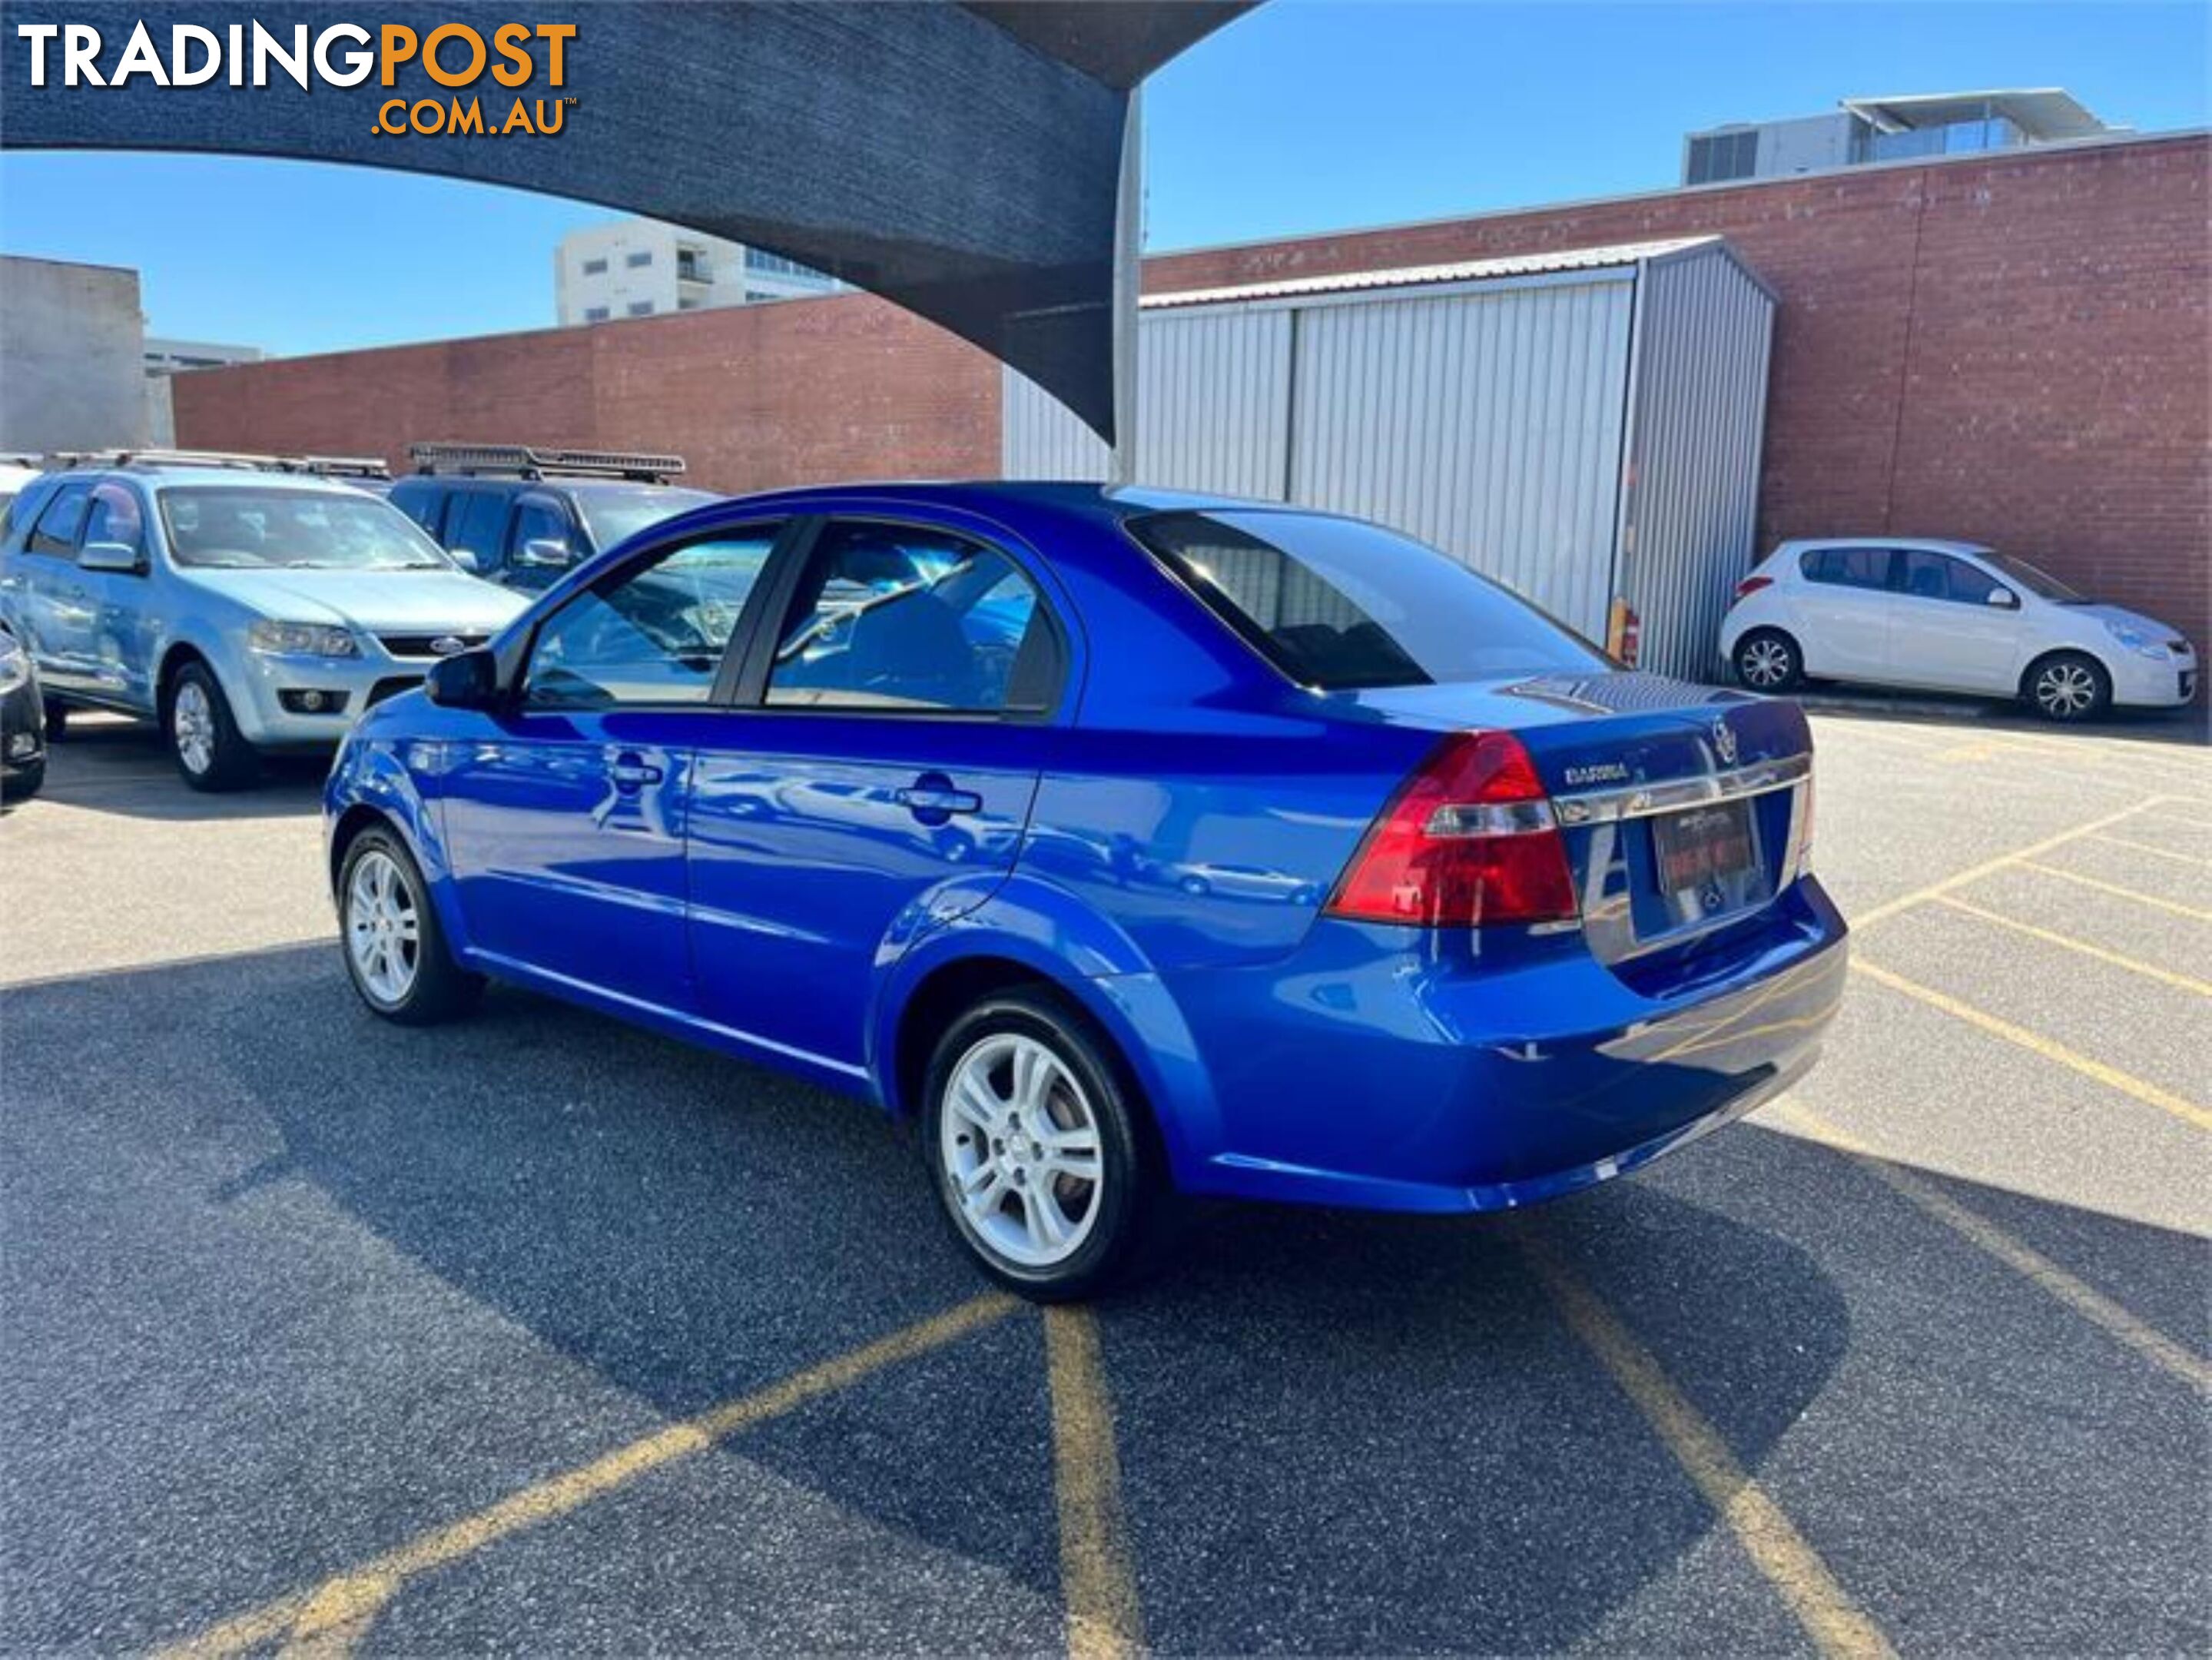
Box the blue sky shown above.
[2,2,2204,356]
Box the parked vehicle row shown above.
[326,482,1846,1296]
[1720,536,2197,721]
[0,453,528,789]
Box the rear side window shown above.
[1800,546,1892,590]
[1131,510,1607,691]
[28,483,92,559]
[765,522,1057,714]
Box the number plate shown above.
[1652,802,1756,895]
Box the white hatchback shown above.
[1720,538,2198,722]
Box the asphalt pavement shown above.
[2,707,2205,1656]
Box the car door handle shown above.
[609,755,664,788]
[897,777,983,817]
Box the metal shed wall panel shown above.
[1618,249,1776,679]
[1288,279,1635,642]
[1003,308,1293,495]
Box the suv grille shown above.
[378,632,489,659]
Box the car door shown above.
[1886,549,2022,694]
[1791,546,1895,681]
[437,520,790,1013]
[685,515,1070,1074]
[443,487,512,582]
[13,481,98,694]
[75,481,161,709]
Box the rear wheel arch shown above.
[888,954,1172,1180]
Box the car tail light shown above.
[1325,732,1579,928]
[1733,575,1774,600]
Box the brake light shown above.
[1325,732,1579,928]
[1733,575,1774,600]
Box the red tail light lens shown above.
[1325,732,1579,928]
[1733,575,1774,600]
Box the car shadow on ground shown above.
[1792,690,2209,749]
[25,715,327,820]
[4,942,2205,1653]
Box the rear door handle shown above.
[897,775,983,818]
[610,754,664,788]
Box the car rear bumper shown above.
[1156,878,1849,1213]
[2,677,45,780]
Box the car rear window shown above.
[1129,509,1609,690]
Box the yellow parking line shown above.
[2015,862,2212,923]
[1045,1306,1145,1660]
[1518,1234,1895,1660]
[1769,1103,2211,1394]
[1933,896,2212,998]
[2084,832,2212,871]
[1851,960,2212,1131]
[157,1294,1019,1660]
[1849,796,2167,928]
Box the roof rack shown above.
[274,455,392,480]
[406,442,687,484]
[41,449,393,479]
[47,448,284,472]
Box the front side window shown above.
[27,482,91,559]
[1899,549,2001,606]
[1132,510,1607,691]
[1800,546,1893,590]
[765,522,1053,714]
[158,487,448,570]
[510,500,573,559]
[83,483,145,556]
[446,491,509,566]
[525,526,781,709]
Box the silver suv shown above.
[0,455,526,789]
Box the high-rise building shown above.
[553,219,839,327]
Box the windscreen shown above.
[1132,510,1610,690]
[160,487,450,571]
[1983,550,2085,603]
[576,487,721,553]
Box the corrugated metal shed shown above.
[1003,235,1776,679]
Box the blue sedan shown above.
[325,483,1847,1298]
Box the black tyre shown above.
[922,991,1166,1301]
[337,825,484,1025]
[1,758,44,804]
[1733,629,1803,692]
[166,661,260,791]
[2023,652,2111,723]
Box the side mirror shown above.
[424,647,503,709]
[447,546,484,575]
[78,540,144,575]
[514,537,575,569]
[1987,587,2019,609]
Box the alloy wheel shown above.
[2035,662,2098,718]
[172,681,216,775]
[939,1032,1104,1270]
[1740,638,1793,689]
[347,849,422,1005]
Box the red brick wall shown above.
[178,135,2209,658]
[173,290,1003,496]
[1147,136,2211,659]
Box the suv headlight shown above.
[247,620,360,658]
[2102,622,2170,661]
[0,636,27,696]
